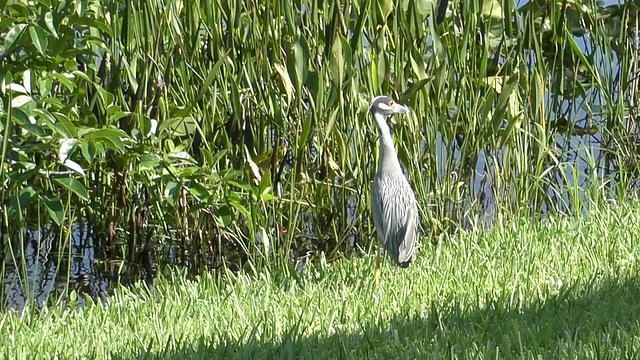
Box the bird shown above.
[369,95,420,282]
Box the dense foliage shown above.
[1,0,638,306]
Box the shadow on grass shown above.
[115,273,640,359]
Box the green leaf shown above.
[16,186,37,208]
[161,117,197,137]
[22,123,46,137]
[82,128,127,153]
[42,195,64,226]
[11,94,34,109]
[401,78,431,102]
[44,11,58,38]
[49,72,76,92]
[339,35,353,77]
[164,181,180,206]
[290,35,309,91]
[195,50,229,105]
[54,112,78,138]
[416,0,434,17]
[329,36,344,89]
[59,138,78,162]
[481,0,504,21]
[214,205,233,227]
[188,182,211,203]
[53,177,89,200]
[410,46,428,80]
[209,149,228,167]
[274,63,295,104]
[28,24,48,55]
[490,73,520,130]
[324,106,340,141]
[139,153,162,169]
[81,141,97,164]
[8,169,39,193]
[4,24,27,53]
[10,107,30,125]
[299,116,313,152]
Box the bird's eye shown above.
[388,100,394,106]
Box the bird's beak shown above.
[391,103,410,114]
[388,103,410,126]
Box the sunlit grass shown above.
[2,201,640,359]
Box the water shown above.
[3,223,109,311]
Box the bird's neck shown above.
[374,113,403,174]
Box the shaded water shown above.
[2,0,635,312]
[3,223,109,311]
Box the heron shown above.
[369,95,419,283]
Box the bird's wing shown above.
[397,203,418,264]
[371,181,384,242]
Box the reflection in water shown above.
[3,223,109,312]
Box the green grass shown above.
[3,201,640,359]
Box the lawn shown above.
[2,202,640,359]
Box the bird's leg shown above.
[374,245,381,286]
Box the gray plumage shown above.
[369,95,419,267]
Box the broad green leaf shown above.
[82,128,127,153]
[81,140,97,164]
[53,177,89,200]
[164,181,181,205]
[290,35,309,91]
[330,36,344,89]
[228,198,250,219]
[410,47,428,80]
[214,205,233,227]
[5,83,28,94]
[209,149,228,167]
[59,138,79,162]
[17,186,37,207]
[401,78,430,102]
[490,72,520,130]
[274,63,294,104]
[42,195,64,226]
[11,94,34,108]
[54,112,78,137]
[416,0,434,17]
[28,24,48,55]
[324,106,340,140]
[76,0,87,16]
[11,107,30,125]
[139,153,162,169]
[161,117,197,137]
[62,159,87,177]
[4,24,27,52]
[93,83,115,108]
[378,0,394,19]
[69,16,113,37]
[298,116,313,152]
[258,169,272,198]
[481,0,504,20]
[188,182,211,202]
[339,35,353,77]
[168,152,196,163]
[119,56,139,94]
[50,72,76,92]
[8,169,39,192]
[44,11,59,38]
[22,123,46,137]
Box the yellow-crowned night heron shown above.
[369,95,419,279]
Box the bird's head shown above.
[369,95,409,118]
